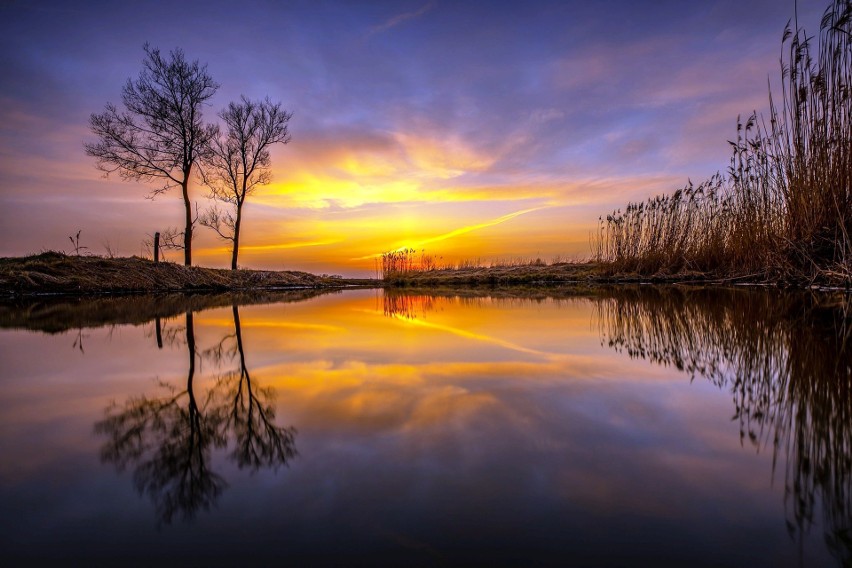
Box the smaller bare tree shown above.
[200,96,292,270]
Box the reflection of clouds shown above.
[253,354,776,560]
[3,287,842,563]
[385,312,551,358]
[251,354,676,438]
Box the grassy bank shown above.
[376,248,827,287]
[0,252,373,296]
[593,0,852,285]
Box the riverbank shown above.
[381,262,717,287]
[3,252,848,297]
[0,252,374,296]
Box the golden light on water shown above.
[2,287,847,563]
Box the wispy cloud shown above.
[352,206,544,259]
[367,1,435,37]
[197,238,342,256]
[411,207,543,248]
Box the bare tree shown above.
[200,96,291,270]
[85,44,219,266]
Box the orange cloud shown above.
[353,206,546,259]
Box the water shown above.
[0,287,849,567]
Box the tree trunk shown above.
[182,176,192,266]
[231,202,243,270]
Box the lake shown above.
[0,287,849,566]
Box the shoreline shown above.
[2,252,848,297]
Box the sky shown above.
[0,0,828,276]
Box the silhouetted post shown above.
[154,232,160,264]
[155,317,163,349]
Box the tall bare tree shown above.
[200,96,291,269]
[85,44,219,266]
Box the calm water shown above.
[0,287,849,567]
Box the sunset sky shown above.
[0,0,825,276]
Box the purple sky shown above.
[0,0,827,274]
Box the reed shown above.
[593,0,852,284]
[380,248,558,281]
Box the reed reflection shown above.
[95,305,296,524]
[595,287,852,564]
[382,293,437,320]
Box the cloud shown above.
[366,1,436,38]
[529,108,565,124]
[256,127,501,209]
[196,238,343,256]
[352,206,545,259]
[394,131,496,178]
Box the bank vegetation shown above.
[592,0,852,286]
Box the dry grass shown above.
[593,0,852,285]
[378,246,736,286]
[0,251,370,296]
[380,248,581,285]
[382,261,605,287]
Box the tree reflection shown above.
[95,306,296,524]
[595,287,852,564]
[218,305,296,471]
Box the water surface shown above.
[0,287,849,566]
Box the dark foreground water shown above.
[0,287,849,567]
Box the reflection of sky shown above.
[0,1,826,275]
[0,290,833,565]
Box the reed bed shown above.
[593,0,852,284]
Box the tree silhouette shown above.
[200,97,291,269]
[85,44,219,266]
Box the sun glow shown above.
[181,128,686,276]
[351,207,546,260]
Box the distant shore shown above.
[4,251,841,297]
[380,263,748,287]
